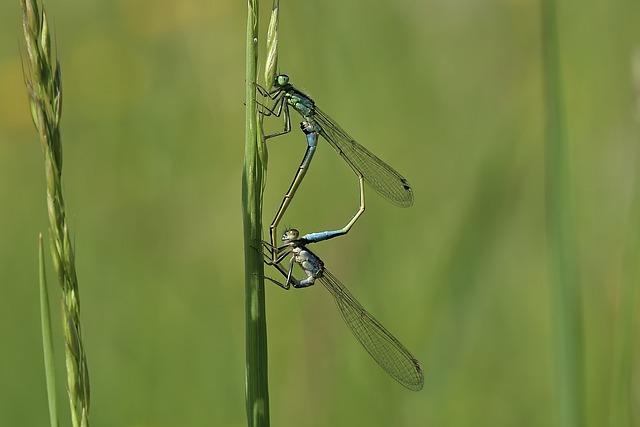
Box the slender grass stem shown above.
[540,1,584,426]
[39,233,59,427]
[243,0,270,426]
[608,51,640,427]
[20,1,90,426]
[609,224,638,427]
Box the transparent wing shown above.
[320,269,424,391]
[313,107,414,207]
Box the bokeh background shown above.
[1,0,640,426]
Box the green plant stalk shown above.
[39,233,59,427]
[608,54,640,427]
[540,0,584,426]
[243,0,270,426]
[20,1,90,426]
[609,229,638,427]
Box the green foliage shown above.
[20,1,90,425]
[1,0,639,426]
[608,51,640,427]
[540,0,584,425]
[243,0,270,426]
[39,233,59,427]
[264,0,280,90]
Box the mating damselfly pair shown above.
[258,74,424,391]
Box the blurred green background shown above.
[1,0,640,426]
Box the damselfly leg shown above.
[263,251,315,289]
[255,83,282,99]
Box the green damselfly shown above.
[258,75,413,260]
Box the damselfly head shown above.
[275,74,289,87]
[282,228,299,242]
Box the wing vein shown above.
[312,107,414,207]
[320,269,424,391]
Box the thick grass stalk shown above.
[39,233,59,427]
[540,1,584,426]
[20,1,90,426]
[243,0,270,426]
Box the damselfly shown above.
[258,75,413,261]
[262,228,424,391]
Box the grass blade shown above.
[39,233,59,427]
[540,0,585,426]
[243,0,270,426]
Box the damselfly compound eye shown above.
[276,74,289,86]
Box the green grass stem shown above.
[609,220,638,427]
[608,51,640,427]
[540,0,585,426]
[243,0,270,426]
[20,1,90,426]
[39,233,59,427]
